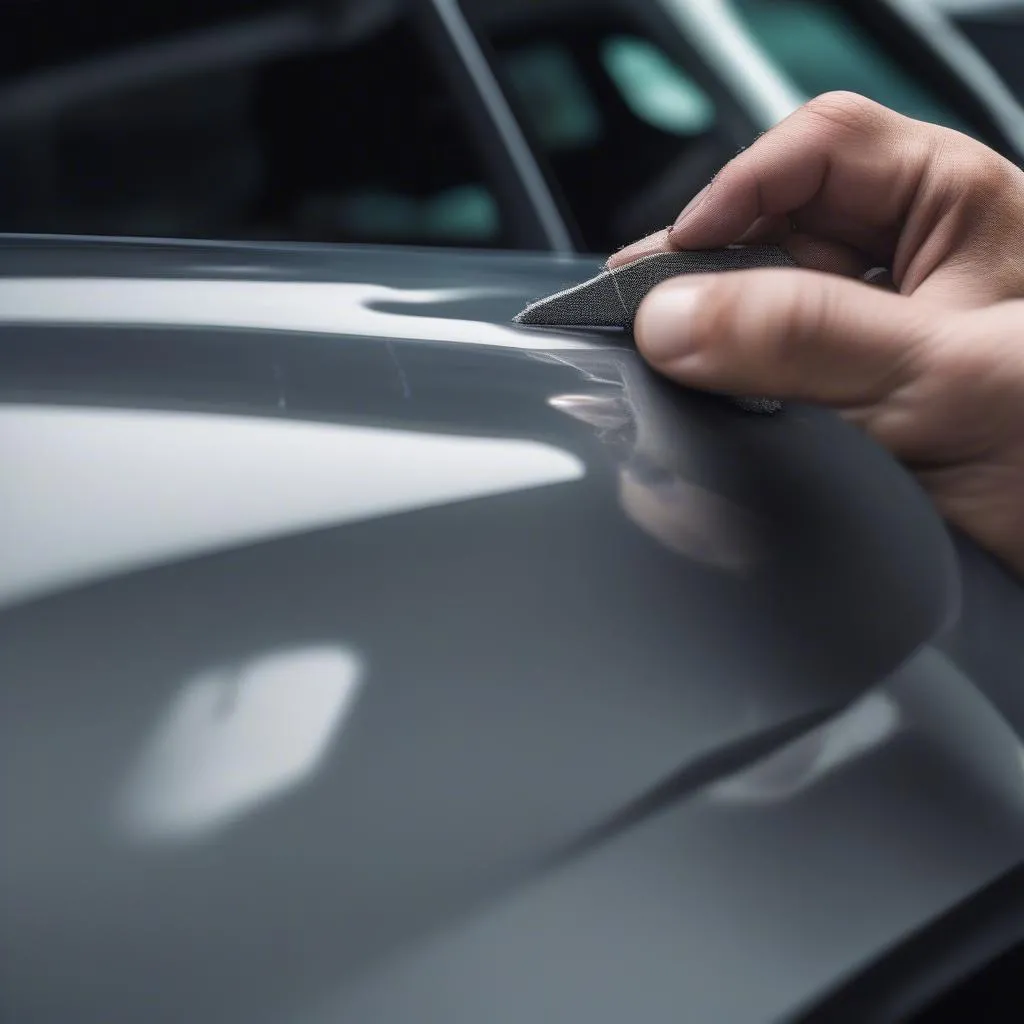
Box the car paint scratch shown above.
[385,340,412,399]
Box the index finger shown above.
[668,92,935,261]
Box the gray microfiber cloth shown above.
[515,245,797,414]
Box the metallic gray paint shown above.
[0,236,1020,1024]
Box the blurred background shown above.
[2,0,1024,255]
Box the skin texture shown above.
[608,92,1024,577]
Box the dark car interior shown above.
[0,0,513,247]
[798,864,1024,1023]
[0,0,1016,253]
[464,0,748,250]
[0,0,752,251]
[952,3,1024,109]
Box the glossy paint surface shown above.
[0,235,1020,1024]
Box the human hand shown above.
[611,92,1024,576]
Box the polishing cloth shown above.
[515,245,798,414]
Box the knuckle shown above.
[694,273,806,372]
[933,138,1024,246]
[762,277,823,369]
[688,277,743,355]
[962,146,1018,198]
[802,90,886,134]
[923,313,996,383]
[932,130,1021,201]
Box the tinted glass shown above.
[955,9,1024,107]
[729,0,973,133]
[0,4,508,246]
[467,1,739,252]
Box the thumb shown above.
[634,268,930,408]
[637,271,1024,576]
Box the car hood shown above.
[0,236,1022,1024]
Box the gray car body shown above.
[0,235,1023,1024]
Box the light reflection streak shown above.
[0,278,598,349]
[0,404,585,607]
[707,692,902,805]
[546,351,762,572]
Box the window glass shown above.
[956,10,1024,108]
[502,44,603,150]
[729,0,973,133]
[0,7,507,246]
[0,1,286,83]
[472,3,737,252]
[601,36,715,136]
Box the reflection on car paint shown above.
[120,644,364,842]
[707,690,902,805]
[545,349,762,571]
[0,277,599,350]
[0,404,585,607]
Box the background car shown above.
[2,0,1024,253]
[927,0,1024,104]
[3,4,1024,1021]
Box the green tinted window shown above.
[503,45,602,149]
[469,2,738,252]
[730,0,971,132]
[324,185,499,243]
[0,11,508,247]
[601,36,716,135]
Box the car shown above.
[1,232,1023,1023]
[925,0,1024,108]
[2,0,1024,255]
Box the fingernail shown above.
[635,282,703,365]
[672,183,711,232]
[606,228,672,269]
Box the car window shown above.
[601,36,716,136]
[953,7,1024,107]
[0,1,285,82]
[502,44,604,150]
[0,3,508,247]
[728,0,973,133]
[465,1,740,253]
